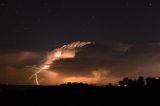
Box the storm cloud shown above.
[1,42,160,85]
[51,42,160,78]
[0,51,45,84]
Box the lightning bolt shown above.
[29,41,92,85]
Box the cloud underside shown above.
[1,42,160,85]
[51,42,160,77]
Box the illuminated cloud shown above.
[0,51,44,84]
[30,41,92,85]
[51,42,160,79]
[1,42,160,85]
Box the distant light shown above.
[124,84,128,87]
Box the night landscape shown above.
[0,0,160,105]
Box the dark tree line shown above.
[58,76,160,88]
[119,76,160,87]
[0,76,160,88]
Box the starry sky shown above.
[0,0,160,85]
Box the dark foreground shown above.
[0,83,160,105]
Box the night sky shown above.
[0,0,160,85]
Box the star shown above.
[48,8,52,13]
[37,18,41,23]
[81,23,87,27]
[23,27,30,31]
[125,1,129,7]
[148,2,152,7]
[0,2,6,6]
[91,16,95,19]
[15,10,19,15]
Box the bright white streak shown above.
[35,74,39,85]
[30,41,92,85]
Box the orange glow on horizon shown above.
[38,70,121,85]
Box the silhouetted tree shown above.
[146,77,160,87]
[136,76,145,87]
[119,77,137,87]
